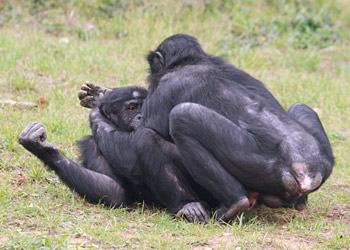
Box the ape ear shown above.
[155,51,164,66]
[99,103,111,119]
[109,113,120,126]
[147,51,164,73]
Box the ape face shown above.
[98,87,148,132]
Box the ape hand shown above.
[18,122,55,151]
[176,201,210,223]
[89,109,116,137]
[78,81,111,109]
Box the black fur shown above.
[86,34,334,221]
[19,34,334,222]
[137,34,334,220]
[18,87,149,208]
[18,86,211,222]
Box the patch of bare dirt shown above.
[250,207,309,225]
[201,203,350,249]
[325,203,350,224]
[197,230,315,250]
[10,172,27,186]
[70,233,94,245]
[198,232,239,250]
[0,236,10,244]
[329,184,350,191]
[273,232,316,250]
[2,164,25,172]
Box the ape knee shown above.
[288,103,317,117]
[170,103,201,133]
[170,102,195,119]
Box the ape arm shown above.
[18,122,131,207]
[89,109,141,180]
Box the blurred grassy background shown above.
[0,0,349,249]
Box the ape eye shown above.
[128,104,137,110]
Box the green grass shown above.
[1,0,349,249]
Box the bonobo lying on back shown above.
[18,86,147,207]
[18,86,210,223]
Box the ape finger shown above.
[80,83,94,92]
[189,202,206,223]
[86,82,112,95]
[38,126,47,142]
[176,204,193,222]
[85,81,101,90]
[196,202,210,223]
[192,205,204,223]
[80,96,96,109]
[29,122,47,142]
[176,202,209,223]
[20,122,45,141]
[188,207,197,222]
[18,122,50,150]
[19,122,39,139]
[78,90,88,101]
[80,82,100,97]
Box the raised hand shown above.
[78,81,111,108]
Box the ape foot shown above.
[176,201,210,223]
[259,194,285,208]
[294,197,308,211]
[18,122,55,150]
[78,81,111,109]
[294,203,307,210]
[214,197,250,222]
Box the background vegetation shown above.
[0,0,349,249]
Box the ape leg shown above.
[255,104,333,206]
[283,103,334,210]
[287,103,334,165]
[170,103,277,221]
[18,122,132,207]
[134,128,210,222]
[169,132,249,221]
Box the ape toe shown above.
[214,197,250,222]
[176,202,210,223]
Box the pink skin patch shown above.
[247,189,259,210]
[292,162,321,192]
[292,162,310,192]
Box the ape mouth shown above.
[130,114,143,130]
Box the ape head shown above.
[146,34,207,93]
[147,34,206,74]
[98,87,147,131]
